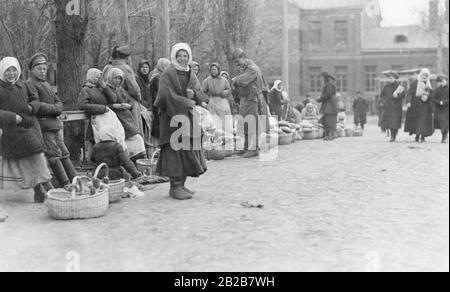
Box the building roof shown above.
[289,0,368,10]
[362,25,440,51]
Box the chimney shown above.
[429,0,439,31]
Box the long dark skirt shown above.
[156,143,207,178]
[435,109,449,133]
[405,103,434,137]
[320,114,337,132]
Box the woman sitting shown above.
[301,103,319,125]
[104,68,146,161]
[90,127,142,181]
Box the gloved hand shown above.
[19,116,34,128]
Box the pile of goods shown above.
[300,121,318,140]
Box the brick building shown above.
[259,0,447,112]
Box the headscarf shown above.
[0,57,21,84]
[416,68,432,97]
[209,63,221,78]
[106,68,125,89]
[220,71,229,80]
[171,43,193,72]
[137,60,151,83]
[86,68,103,87]
[98,126,118,142]
[149,58,171,83]
[272,80,283,92]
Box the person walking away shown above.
[148,58,172,157]
[202,63,233,137]
[231,49,268,158]
[153,43,207,200]
[26,53,77,188]
[353,91,369,130]
[432,75,449,143]
[317,72,339,141]
[0,57,53,203]
[268,80,284,120]
[405,68,434,143]
[104,68,146,161]
[380,72,405,142]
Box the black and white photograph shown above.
[0,0,449,275]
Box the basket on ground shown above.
[302,130,316,140]
[345,128,354,137]
[279,132,293,145]
[93,163,125,204]
[205,148,226,160]
[45,176,109,220]
[137,149,160,176]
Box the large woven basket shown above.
[94,163,125,204]
[279,132,293,145]
[316,128,324,139]
[45,176,109,220]
[206,148,226,160]
[345,128,354,137]
[337,128,346,137]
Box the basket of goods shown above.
[206,146,227,161]
[137,149,160,176]
[337,127,346,137]
[278,132,293,145]
[45,176,109,220]
[300,121,315,140]
[345,128,354,137]
[93,163,126,204]
[353,127,363,137]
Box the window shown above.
[309,67,322,93]
[395,35,408,43]
[309,21,322,47]
[335,66,348,93]
[335,20,348,48]
[391,65,404,71]
[365,66,377,92]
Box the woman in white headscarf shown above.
[153,43,207,201]
[405,68,434,142]
[0,57,53,203]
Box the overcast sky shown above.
[379,0,430,26]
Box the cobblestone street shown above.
[0,117,448,272]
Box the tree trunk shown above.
[54,0,89,163]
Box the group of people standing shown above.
[379,69,449,143]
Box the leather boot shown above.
[61,157,77,182]
[390,130,397,142]
[33,184,46,203]
[169,178,192,200]
[415,135,420,143]
[49,160,70,188]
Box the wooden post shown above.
[159,0,171,58]
[282,0,290,92]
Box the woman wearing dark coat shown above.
[380,72,406,142]
[154,43,207,201]
[353,91,369,130]
[317,72,339,140]
[0,57,53,203]
[432,75,449,143]
[136,59,154,156]
[268,80,284,120]
[405,68,434,143]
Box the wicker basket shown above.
[45,176,109,220]
[316,128,324,139]
[302,130,316,140]
[93,163,125,204]
[337,128,346,137]
[279,132,293,145]
[206,148,226,160]
[137,150,159,176]
[353,130,363,137]
[345,128,354,137]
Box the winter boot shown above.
[390,130,398,142]
[169,178,192,200]
[420,136,426,143]
[61,157,77,182]
[49,160,70,188]
[415,135,421,143]
[33,184,46,203]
